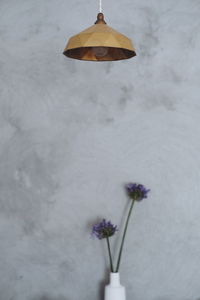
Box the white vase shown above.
[104,272,126,300]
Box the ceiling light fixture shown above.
[63,0,136,61]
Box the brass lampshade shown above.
[63,13,136,61]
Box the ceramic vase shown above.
[104,272,126,300]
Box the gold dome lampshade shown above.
[63,13,136,61]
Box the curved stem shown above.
[106,237,114,272]
[115,200,135,272]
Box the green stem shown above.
[106,237,114,272]
[115,200,135,272]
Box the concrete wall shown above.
[0,0,200,299]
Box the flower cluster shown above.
[91,182,150,273]
[92,219,118,240]
[126,183,150,201]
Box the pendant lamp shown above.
[63,0,136,61]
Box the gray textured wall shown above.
[0,0,200,299]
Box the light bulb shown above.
[92,47,108,57]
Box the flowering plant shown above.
[92,183,150,273]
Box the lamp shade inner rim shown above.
[63,46,136,61]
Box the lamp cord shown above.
[99,0,102,12]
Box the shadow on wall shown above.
[31,295,68,300]
[154,298,200,300]
[98,268,110,300]
[31,292,200,300]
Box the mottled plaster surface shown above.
[0,0,200,299]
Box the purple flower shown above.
[126,183,150,201]
[92,219,118,240]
